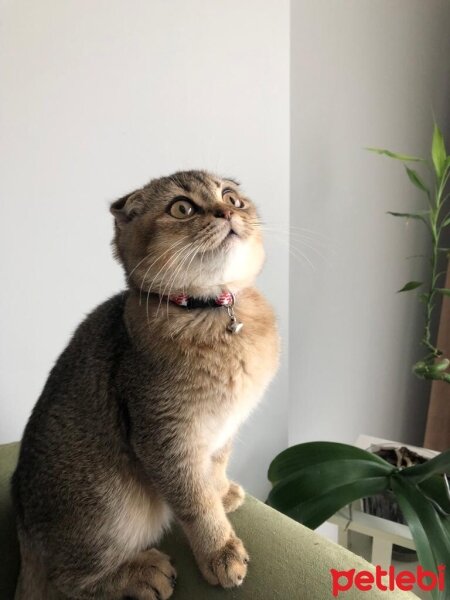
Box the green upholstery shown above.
[0,442,418,599]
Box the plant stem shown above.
[422,226,439,357]
[421,167,449,360]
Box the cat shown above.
[12,170,280,600]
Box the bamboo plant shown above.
[368,124,450,382]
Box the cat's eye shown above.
[169,199,196,219]
[223,191,245,209]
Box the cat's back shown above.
[27,291,128,418]
[12,292,130,514]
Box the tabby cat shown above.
[12,170,280,599]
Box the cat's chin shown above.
[171,241,263,298]
[221,236,265,286]
[220,230,241,251]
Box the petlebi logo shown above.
[330,564,446,596]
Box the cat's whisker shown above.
[138,240,186,300]
[260,222,329,240]
[258,226,329,248]
[294,239,327,260]
[255,223,329,245]
[263,230,327,261]
[138,236,190,306]
[128,254,151,282]
[160,241,201,297]
[149,241,193,295]
[146,242,194,324]
[267,235,328,255]
[156,241,200,301]
[148,242,194,321]
[199,237,210,270]
[165,239,208,321]
[148,240,194,293]
[287,246,317,271]
[264,231,317,270]
[159,241,204,320]
[163,238,209,318]
[162,228,222,320]
[154,241,202,319]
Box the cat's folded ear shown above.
[110,190,145,227]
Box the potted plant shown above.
[267,442,450,599]
[267,125,450,600]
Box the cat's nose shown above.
[214,209,233,221]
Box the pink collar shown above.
[168,291,234,308]
[165,290,243,334]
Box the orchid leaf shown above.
[267,458,392,514]
[268,442,390,484]
[401,449,450,484]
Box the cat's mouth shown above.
[221,224,241,248]
[198,221,245,253]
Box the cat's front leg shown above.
[181,489,250,588]
[211,442,245,513]
[136,444,249,588]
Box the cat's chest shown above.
[205,388,258,454]
[194,334,278,453]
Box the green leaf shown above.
[387,211,429,223]
[366,147,425,162]
[442,216,450,228]
[405,166,429,193]
[419,475,450,516]
[391,480,440,599]
[401,449,450,484]
[432,124,447,180]
[267,459,392,518]
[413,361,450,382]
[267,442,390,484]
[397,281,423,293]
[286,477,389,530]
[436,288,450,297]
[434,358,450,372]
[392,477,450,600]
[443,510,450,538]
[414,358,450,380]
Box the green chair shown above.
[0,442,418,599]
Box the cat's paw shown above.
[222,481,245,513]
[123,548,177,600]
[200,536,249,588]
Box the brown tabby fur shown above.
[12,170,280,599]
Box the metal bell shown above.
[227,319,244,334]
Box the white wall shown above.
[290,1,450,448]
[4,0,450,505]
[0,0,290,499]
